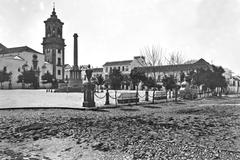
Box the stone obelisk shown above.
[73,33,78,70]
[68,33,82,91]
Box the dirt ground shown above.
[1,97,240,160]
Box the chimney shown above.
[73,33,78,67]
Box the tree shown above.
[140,46,164,79]
[17,69,39,89]
[165,51,185,65]
[41,71,55,90]
[0,67,12,89]
[191,66,227,96]
[109,68,123,90]
[185,70,196,84]
[95,75,104,92]
[122,74,131,90]
[206,65,227,96]
[130,68,146,89]
[143,77,157,103]
[130,68,147,101]
[109,68,124,105]
[162,75,178,102]
[143,77,157,90]
[41,71,54,84]
[180,72,185,82]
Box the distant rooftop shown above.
[103,60,132,66]
[0,46,42,55]
[0,43,7,51]
[136,58,211,73]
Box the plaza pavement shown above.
[0,89,149,109]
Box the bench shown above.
[117,92,139,104]
[153,91,167,100]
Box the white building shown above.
[103,56,147,79]
[0,45,53,89]
[102,56,146,89]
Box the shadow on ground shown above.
[142,105,161,109]
[120,108,140,112]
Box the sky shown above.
[0,0,240,74]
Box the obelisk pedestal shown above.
[68,33,82,91]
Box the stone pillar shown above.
[73,33,78,67]
[145,90,149,101]
[105,89,110,105]
[82,68,95,107]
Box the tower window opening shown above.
[57,28,61,38]
[58,70,61,75]
[57,58,61,66]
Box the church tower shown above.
[42,5,66,80]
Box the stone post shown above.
[105,89,110,105]
[82,68,95,107]
[145,89,149,101]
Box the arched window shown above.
[57,28,62,38]
[47,26,51,37]
[52,28,56,36]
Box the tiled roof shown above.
[0,43,7,51]
[136,59,211,73]
[0,46,42,54]
[0,55,25,61]
[92,68,103,72]
[103,60,132,66]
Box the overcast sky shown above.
[0,0,240,74]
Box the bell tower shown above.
[42,5,66,80]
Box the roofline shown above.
[103,60,133,66]
[0,46,43,55]
[135,58,211,72]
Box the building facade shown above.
[0,7,65,89]
[0,45,52,88]
[103,56,147,79]
[136,58,212,83]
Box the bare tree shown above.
[140,46,165,80]
[165,51,185,65]
[140,46,164,66]
[184,59,198,64]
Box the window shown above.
[57,28,62,38]
[58,70,61,75]
[122,66,124,71]
[47,26,51,37]
[45,49,51,53]
[57,58,61,65]
[110,67,112,72]
[118,66,120,70]
[126,66,129,71]
[58,49,61,54]
[105,67,108,73]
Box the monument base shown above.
[83,101,95,107]
[55,87,83,92]
[55,79,83,92]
